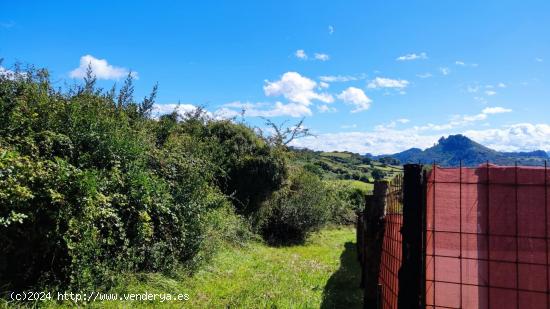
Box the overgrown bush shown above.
[0,66,283,291]
[325,181,366,225]
[256,168,330,245]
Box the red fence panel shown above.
[379,174,404,309]
[426,164,550,309]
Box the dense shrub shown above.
[256,168,330,245]
[325,181,366,225]
[0,67,283,291]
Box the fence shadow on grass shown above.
[321,241,363,309]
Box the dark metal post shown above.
[398,164,424,309]
[364,181,388,308]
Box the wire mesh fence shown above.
[379,174,404,309]
[358,162,550,309]
[425,162,550,309]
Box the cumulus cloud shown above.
[295,49,307,60]
[328,25,334,34]
[314,53,330,61]
[464,123,550,152]
[337,87,372,112]
[367,77,409,89]
[318,81,330,89]
[70,55,137,80]
[264,72,333,105]
[485,90,497,96]
[439,67,450,75]
[396,52,428,61]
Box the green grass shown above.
[7,228,362,309]
[336,179,374,193]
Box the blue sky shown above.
[1,1,549,154]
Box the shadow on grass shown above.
[320,241,363,309]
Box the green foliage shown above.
[256,168,330,245]
[325,181,367,225]
[0,66,284,292]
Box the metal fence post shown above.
[398,164,424,309]
[364,180,388,308]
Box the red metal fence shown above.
[426,164,550,309]
[358,163,550,309]
[379,175,404,309]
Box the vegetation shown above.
[0,66,284,292]
[4,228,362,309]
[0,63,377,306]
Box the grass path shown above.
[117,227,362,308]
[7,227,362,308]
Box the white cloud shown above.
[292,122,550,155]
[152,103,203,119]
[375,119,411,131]
[341,124,357,129]
[70,55,137,80]
[216,101,312,118]
[367,77,409,89]
[318,104,337,113]
[498,82,507,88]
[482,106,512,114]
[413,107,511,132]
[318,81,330,89]
[535,58,543,62]
[291,129,438,154]
[328,25,334,34]
[485,90,497,96]
[319,74,366,82]
[264,72,333,105]
[439,67,450,75]
[464,123,550,152]
[337,87,372,112]
[295,49,307,60]
[396,52,428,61]
[0,66,28,80]
[455,60,478,68]
[416,73,432,79]
[314,53,330,61]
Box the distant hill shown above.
[289,148,402,184]
[379,134,548,167]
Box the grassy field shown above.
[5,227,362,309]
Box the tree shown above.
[117,72,134,108]
[261,118,313,148]
[83,63,96,94]
[139,83,158,118]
